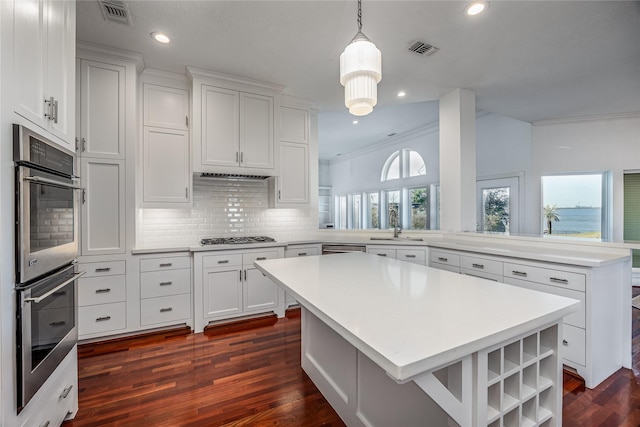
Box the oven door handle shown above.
[24,271,86,304]
[23,175,85,190]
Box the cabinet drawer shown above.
[397,249,426,265]
[243,251,279,265]
[141,269,191,299]
[562,324,586,366]
[203,253,242,268]
[78,275,126,306]
[140,256,190,272]
[504,262,586,292]
[461,269,502,282]
[430,250,460,267]
[285,246,319,257]
[80,260,126,278]
[141,293,191,326]
[368,248,396,258]
[460,255,502,276]
[505,277,585,329]
[431,263,461,274]
[79,302,126,336]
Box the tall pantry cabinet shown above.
[75,44,141,340]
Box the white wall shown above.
[531,114,640,242]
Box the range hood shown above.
[199,172,271,181]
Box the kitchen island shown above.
[255,252,580,427]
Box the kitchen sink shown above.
[369,237,423,241]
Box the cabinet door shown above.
[203,267,242,318]
[44,0,75,146]
[277,142,309,204]
[80,158,126,255]
[142,127,190,205]
[13,0,47,130]
[144,84,189,130]
[201,85,239,167]
[79,60,125,159]
[239,92,273,169]
[281,106,308,144]
[244,267,278,312]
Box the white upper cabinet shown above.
[144,84,189,130]
[13,0,75,149]
[78,60,125,159]
[281,106,309,144]
[188,67,284,175]
[141,82,191,208]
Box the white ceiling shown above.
[76,1,640,160]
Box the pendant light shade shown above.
[340,1,381,116]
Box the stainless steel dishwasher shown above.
[321,244,367,255]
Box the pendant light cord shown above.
[357,0,362,32]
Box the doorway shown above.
[476,176,521,234]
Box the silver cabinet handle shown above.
[512,270,527,277]
[160,307,173,313]
[256,257,267,261]
[550,277,569,284]
[438,257,448,262]
[377,253,387,257]
[95,267,111,272]
[52,98,59,123]
[49,321,66,327]
[236,152,239,162]
[82,189,86,204]
[472,263,484,269]
[218,260,229,264]
[95,288,111,293]
[44,97,54,121]
[298,252,307,256]
[82,137,87,152]
[244,269,247,281]
[159,263,172,267]
[40,421,50,427]
[96,316,111,322]
[405,254,416,258]
[240,152,244,163]
[278,190,281,200]
[60,385,73,399]
[159,281,172,286]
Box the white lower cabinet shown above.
[428,246,623,389]
[139,253,192,328]
[367,245,427,265]
[194,247,285,332]
[284,244,321,307]
[78,260,127,339]
[18,346,78,427]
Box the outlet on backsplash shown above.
[138,176,317,248]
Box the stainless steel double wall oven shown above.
[14,124,85,411]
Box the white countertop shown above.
[255,252,580,382]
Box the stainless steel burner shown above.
[200,236,276,245]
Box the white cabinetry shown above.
[284,244,321,307]
[139,254,192,328]
[78,261,127,338]
[428,246,628,389]
[141,80,191,207]
[194,247,285,332]
[269,103,310,207]
[13,0,75,149]
[188,67,284,176]
[367,245,427,265]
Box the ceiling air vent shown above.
[99,0,132,25]
[407,40,439,57]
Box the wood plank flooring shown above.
[64,300,640,427]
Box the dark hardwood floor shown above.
[64,296,640,426]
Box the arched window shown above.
[381,149,426,181]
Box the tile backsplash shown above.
[138,176,318,247]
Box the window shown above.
[408,187,428,230]
[482,187,510,232]
[381,149,425,182]
[541,173,610,240]
[350,193,362,229]
[385,190,400,229]
[365,192,379,229]
[335,195,347,230]
[624,173,640,268]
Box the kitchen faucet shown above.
[389,207,401,238]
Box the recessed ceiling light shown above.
[465,1,489,16]
[151,32,171,44]
[397,91,406,97]
[352,120,359,124]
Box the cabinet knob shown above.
[562,339,568,346]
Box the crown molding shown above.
[77,41,145,72]
[533,112,640,126]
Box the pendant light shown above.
[339,0,382,116]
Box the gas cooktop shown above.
[200,236,276,246]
